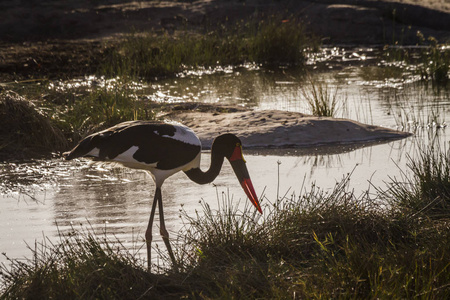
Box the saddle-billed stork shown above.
[64,120,262,269]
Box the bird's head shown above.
[213,134,262,214]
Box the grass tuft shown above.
[47,78,155,142]
[0,228,187,299]
[383,33,449,85]
[7,78,156,151]
[301,77,342,117]
[416,32,449,84]
[380,142,450,219]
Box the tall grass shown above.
[382,83,448,133]
[100,17,315,80]
[174,153,450,298]
[0,228,185,299]
[380,143,450,219]
[47,78,155,141]
[383,32,449,85]
[6,77,156,151]
[2,145,450,298]
[416,32,449,84]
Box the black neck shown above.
[184,150,224,184]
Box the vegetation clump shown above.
[416,32,449,84]
[2,78,156,158]
[381,143,450,219]
[383,32,449,85]
[0,90,67,160]
[44,78,155,142]
[301,77,342,117]
[100,17,314,80]
[176,170,449,298]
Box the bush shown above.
[0,90,67,160]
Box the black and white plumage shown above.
[64,120,262,269]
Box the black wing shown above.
[65,121,201,170]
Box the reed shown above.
[301,77,341,117]
[380,142,450,219]
[383,32,449,85]
[416,32,449,84]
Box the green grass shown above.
[2,145,450,298]
[301,76,342,117]
[2,77,156,156]
[380,143,450,219]
[100,16,315,80]
[45,78,155,142]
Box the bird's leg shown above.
[156,189,178,270]
[145,188,159,271]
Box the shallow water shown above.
[1,47,449,268]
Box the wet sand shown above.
[166,108,411,149]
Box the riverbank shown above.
[1,0,449,82]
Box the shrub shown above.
[0,90,67,160]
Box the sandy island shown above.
[160,104,411,149]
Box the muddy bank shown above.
[164,105,411,149]
[1,0,449,44]
[0,0,449,81]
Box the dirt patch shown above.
[1,1,449,43]
[0,39,107,82]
